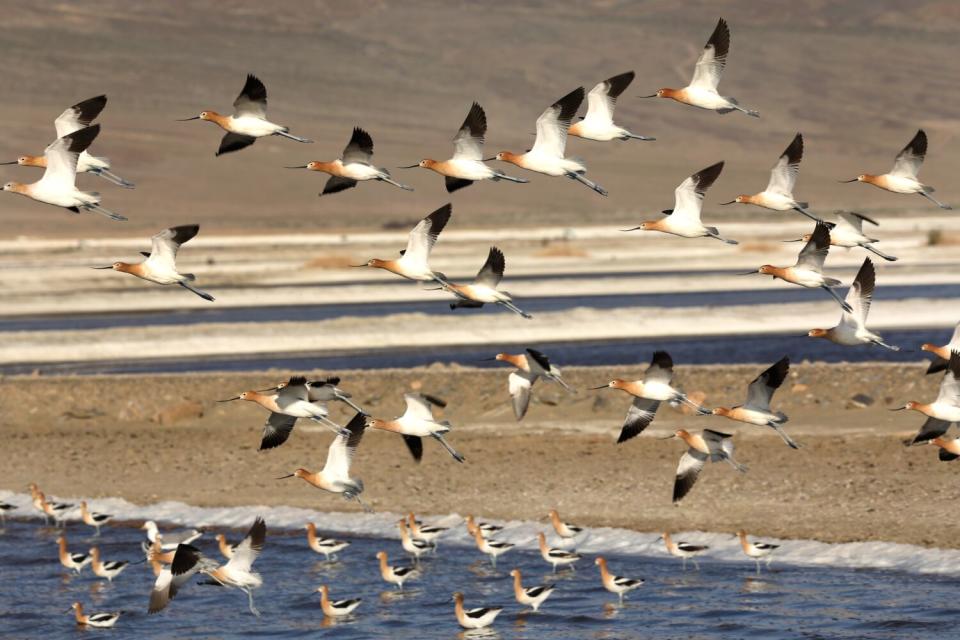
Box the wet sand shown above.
[2,362,954,548]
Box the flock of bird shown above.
[3,14,957,634]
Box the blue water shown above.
[1,519,959,639]
[1,328,950,376]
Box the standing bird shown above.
[595,557,644,603]
[664,429,747,502]
[537,532,582,572]
[278,413,371,511]
[286,127,412,195]
[367,393,465,463]
[922,322,960,375]
[69,603,120,628]
[548,509,583,541]
[317,585,362,618]
[1,125,126,221]
[57,535,91,574]
[452,592,502,630]
[441,246,532,318]
[305,523,350,561]
[720,133,818,222]
[785,212,897,262]
[592,350,711,444]
[568,71,654,142]
[893,352,960,422]
[472,527,514,569]
[659,532,709,570]
[641,18,758,117]
[194,517,267,617]
[376,551,420,590]
[490,348,575,420]
[220,375,349,449]
[495,87,608,195]
[407,513,449,546]
[401,102,528,192]
[2,95,134,187]
[740,222,851,312]
[90,547,128,582]
[807,258,900,351]
[623,161,736,244]
[841,130,951,209]
[735,530,780,574]
[80,500,113,536]
[711,356,799,449]
[355,203,451,283]
[93,224,214,301]
[465,515,503,539]
[509,569,554,612]
[397,519,434,564]
[178,74,312,155]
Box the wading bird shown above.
[640,18,758,117]
[595,556,644,603]
[317,585,361,617]
[305,523,350,561]
[69,602,120,628]
[509,569,555,612]
[453,592,502,630]
[735,530,779,574]
[537,532,581,572]
[179,74,312,155]
[376,551,420,590]
[90,547,128,582]
[658,532,709,570]
[80,500,113,536]
[712,356,799,449]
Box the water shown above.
[2,513,959,639]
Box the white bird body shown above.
[360,204,451,282]
[808,258,898,351]
[510,569,555,611]
[454,593,501,630]
[377,551,420,590]
[845,130,950,209]
[281,413,369,509]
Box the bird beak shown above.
[284,165,309,169]
[782,238,804,243]
[638,94,658,98]
[657,434,677,440]
[0,160,18,165]
[838,178,859,183]
[482,156,497,162]
[477,357,498,362]
[216,396,241,403]
[397,164,420,169]
[654,536,663,542]
[176,116,201,121]
[587,384,610,390]
[718,200,736,205]
[890,406,908,411]
[736,270,760,276]
[349,263,368,268]
[90,265,114,269]
[276,473,296,480]
[619,226,643,232]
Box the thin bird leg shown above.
[378,176,414,191]
[861,243,898,262]
[821,285,853,313]
[84,204,128,222]
[245,588,261,617]
[314,416,351,438]
[771,424,801,449]
[871,339,901,352]
[91,168,135,189]
[491,172,529,183]
[274,131,313,143]
[792,206,824,224]
[178,281,215,301]
[336,394,365,414]
[432,434,466,463]
[566,172,608,196]
[499,300,533,319]
[918,190,952,210]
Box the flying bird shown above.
[711,356,799,448]
[489,348,575,420]
[355,203,451,283]
[665,429,747,502]
[366,393,465,463]
[441,246,532,319]
[568,71,654,142]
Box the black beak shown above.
[349,263,368,268]
[276,473,296,480]
[719,200,737,205]
[838,178,859,183]
[889,406,908,412]
[0,161,18,165]
[782,238,804,243]
[587,384,610,390]
[397,164,420,169]
[177,116,201,121]
[482,156,497,162]
[620,226,643,232]
[657,434,677,440]
[638,94,658,98]
[477,357,498,362]
[91,265,114,270]
[216,396,241,403]
[736,270,760,276]
[284,165,308,169]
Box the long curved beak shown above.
[216,396,241,403]
[736,270,760,276]
[889,406,908,411]
[397,164,420,169]
[620,226,643,232]
[0,160,18,165]
[177,116,200,121]
[276,473,296,480]
[838,178,859,183]
[718,200,737,205]
[284,165,308,169]
[657,434,677,440]
[638,94,658,98]
[587,384,610,390]
[90,265,114,269]
[349,263,368,268]
[782,238,804,243]
[482,156,497,162]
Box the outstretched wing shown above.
[795,222,831,272]
[39,124,99,190]
[225,517,266,573]
[673,449,708,502]
[583,71,634,126]
[233,74,267,118]
[404,203,452,264]
[146,225,200,270]
[530,87,583,158]
[671,161,723,226]
[452,102,486,161]
[342,127,374,164]
[474,246,505,288]
[644,350,675,385]
[508,370,537,420]
[617,397,660,443]
[322,413,366,480]
[765,133,803,196]
[54,95,107,138]
[890,129,926,179]
[744,356,789,410]
[689,18,730,90]
[259,412,298,450]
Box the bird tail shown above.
[178,281,215,301]
[92,167,136,189]
[862,243,898,262]
[566,172,608,196]
[275,130,313,143]
[705,227,738,245]
[83,203,128,222]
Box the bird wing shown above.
[148,567,175,613]
[145,225,199,270]
[936,352,960,406]
[617,397,661,443]
[910,416,952,445]
[673,449,708,502]
[744,356,789,410]
[703,429,735,459]
[843,258,875,328]
[644,350,675,385]
[402,435,423,462]
[38,125,99,190]
[322,413,367,479]
[474,246,505,288]
[949,323,960,350]
[452,102,486,161]
[402,393,436,421]
[259,412,298,450]
[278,376,310,403]
[765,133,803,196]
[233,74,268,118]
[689,18,730,90]
[54,95,107,138]
[889,129,926,179]
[837,211,876,233]
[530,87,583,158]
[342,127,374,164]
[671,161,724,226]
[582,71,634,126]
[795,222,831,272]
[403,203,452,265]
[509,370,537,420]
[525,348,552,372]
[224,517,266,573]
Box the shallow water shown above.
[2,517,959,639]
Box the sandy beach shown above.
[2,362,954,548]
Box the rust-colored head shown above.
[711,407,731,417]
[317,584,329,596]
[607,379,628,390]
[363,258,387,269]
[495,151,520,164]
[674,429,692,441]
[901,401,919,411]
[4,155,44,167]
[365,417,388,430]
[509,568,521,579]
[808,328,829,339]
[758,265,776,276]
[594,556,607,567]
[921,343,940,353]
[2,181,27,193]
[376,551,387,562]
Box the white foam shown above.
[4,490,957,575]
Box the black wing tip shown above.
[525,348,550,369]
[73,95,108,122]
[694,161,724,191]
[464,102,487,135]
[345,411,367,433]
[171,543,202,575]
[605,71,636,97]
[287,375,308,387]
[427,202,453,229]
[784,133,804,163]
[66,123,101,152]
[708,17,731,54]
[445,176,474,193]
[651,350,674,370]
[555,87,585,122]
[765,355,790,388]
